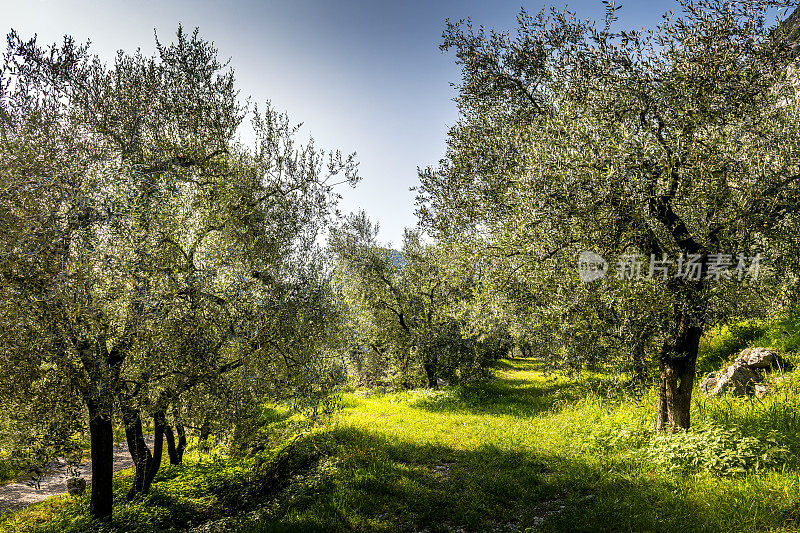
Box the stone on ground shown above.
[701,347,792,398]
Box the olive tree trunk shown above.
[165,426,178,464]
[165,423,187,465]
[122,406,152,499]
[656,313,703,431]
[87,397,114,519]
[141,411,166,493]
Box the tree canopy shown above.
[0,26,358,516]
[417,0,800,429]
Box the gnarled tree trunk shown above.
[175,424,187,462]
[165,423,187,465]
[165,426,178,465]
[121,405,152,499]
[656,312,703,431]
[142,411,166,493]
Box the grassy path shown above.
[292,358,647,532]
[277,358,800,532]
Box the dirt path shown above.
[0,434,154,512]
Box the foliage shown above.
[0,416,334,531]
[7,357,800,532]
[0,24,357,512]
[645,425,794,475]
[330,213,494,389]
[6,1,800,530]
[416,0,800,428]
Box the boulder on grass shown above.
[701,347,793,398]
[710,363,761,396]
[735,347,792,372]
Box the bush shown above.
[645,425,793,475]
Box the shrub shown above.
[645,425,793,475]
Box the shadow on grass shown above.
[411,380,580,419]
[248,426,724,533]
[9,356,800,533]
[0,441,323,533]
[0,425,753,533]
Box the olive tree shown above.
[330,213,482,388]
[417,0,800,429]
[0,26,357,516]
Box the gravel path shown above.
[0,434,154,512]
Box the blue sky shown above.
[4,1,788,245]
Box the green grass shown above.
[252,361,800,532]
[0,441,277,532]
[697,320,770,374]
[697,310,800,375]
[4,358,800,532]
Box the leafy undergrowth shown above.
[0,435,325,533]
[0,457,25,487]
[4,359,800,532]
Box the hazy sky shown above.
[3,0,778,245]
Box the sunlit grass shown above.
[243,359,800,531]
[4,357,800,531]
[260,359,800,532]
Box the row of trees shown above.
[330,212,510,390]
[416,0,800,429]
[317,0,800,435]
[4,0,800,521]
[0,27,357,517]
